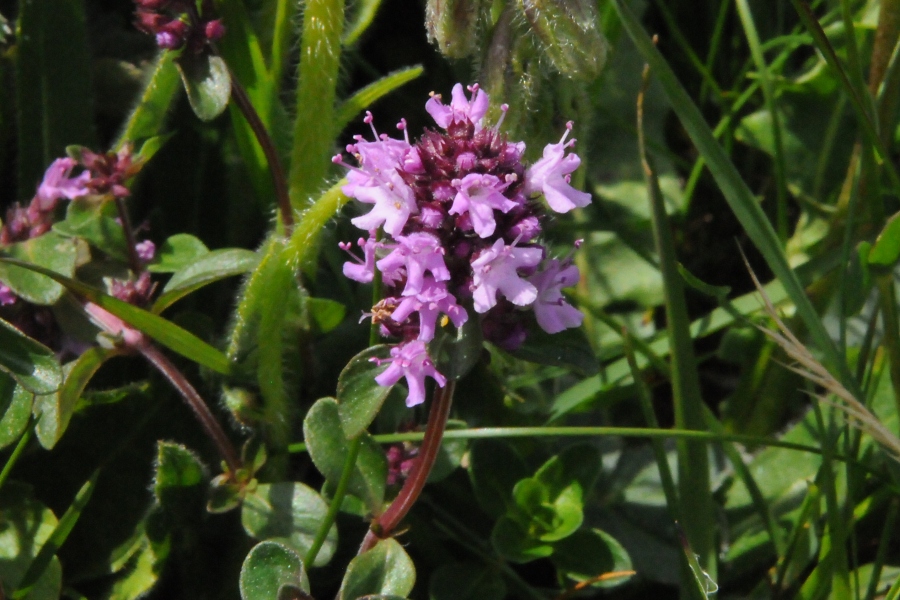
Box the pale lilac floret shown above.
[471,239,543,313]
[135,240,156,263]
[391,278,468,342]
[527,260,584,333]
[35,158,90,210]
[376,232,450,296]
[425,83,490,129]
[0,285,16,306]
[524,122,592,213]
[449,173,519,238]
[349,171,418,237]
[340,235,378,283]
[373,340,447,407]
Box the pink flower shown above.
[349,170,418,237]
[340,235,379,283]
[425,83,490,129]
[527,260,584,333]
[136,240,156,263]
[448,173,519,238]
[0,285,17,306]
[470,239,543,313]
[35,158,90,210]
[376,232,450,296]
[524,122,591,213]
[390,278,468,342]
[373,340,447,407]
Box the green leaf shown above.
[534,443,601,503]
[303,397,387,513]
[32,361,78,450]
[428,562,506,600]
[153,248,259,313]
[15,0,95,196]
[512,477,583,542]
[334,66,424,132]
[468,439,529,518]
[338,538,415,600]
[0,257,234,375]
[154,442,207,504]
[509,325,598,376]
[241,482,337,567]
[337,345,393,439]
[0,317,62,395]
[116,51,181,148]
[53,198,129,261]
[869,210,900,268]
[176,52,231,122]
[239,541,310,600]
[551,529,634,588]
[13,472,98,599]
[307,297,346,334]
[147,233,210,273]
[490,516,553,563]
[0,375,32,449]
[0,484,62,600]
[0,232,79,305]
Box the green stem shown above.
[305,435,362,566]
[358,381,455,554]
[638,61,714,576]
[0,424,32,495]
[735,0,789,243]
[114,197,144,275]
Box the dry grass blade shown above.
[743,257,900,463]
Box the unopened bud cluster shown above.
[335,84,589,406]
[133,0,224,52]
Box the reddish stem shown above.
[225,66,295,232]
[139,342,242,475]
[115,197,144,275]
[358,380,456,554]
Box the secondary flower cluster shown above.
[335,84,588,406]
[133,0,224,52]
[0,148,155,307]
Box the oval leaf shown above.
[0,317,62,395]
[303,397,386,513]
[551,529,634,589]
[0,233,79,305]
[338,538,415,600]
[0,375,31,449]
[869,210,900,268]
[147,234,210,274]
[337,345,393,439]
[239,541,310,600]
[154,248,260,313]
[176,52,231,122]
[241,482,337,567]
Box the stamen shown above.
[494,104,509,132]
[364,111,378,138]
[397,119,409,144]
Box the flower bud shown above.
[520,0,608,79]
[204,19,225,42]
[425,0,487,59]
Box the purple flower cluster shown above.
[133,0,224,52]
[0,147,153,307]
[335,84,588,406]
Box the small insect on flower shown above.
[334,83,588,406]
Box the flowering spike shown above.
[335,84,589,406]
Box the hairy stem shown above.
[358,381,456,554]
[139,342,241,475]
